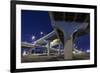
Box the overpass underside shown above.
[49,12,90,60]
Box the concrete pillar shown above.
[47,41,50,56]
[64,36,73,60]
[28,48,32,55]
[58,44,60,56]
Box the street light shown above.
[32,35,36,44]
[40,32,43,35]
[86,49,90,53]
[40,32,44,37]
[32,35,35,40]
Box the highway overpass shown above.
[21,12,90,61]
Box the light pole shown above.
[31,35,36,54]
[40,32,44,38]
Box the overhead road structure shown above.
[21,30,62,56]
[49,12,90,60]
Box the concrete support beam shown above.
[47,41,50,56]
[28,49,33,55]
[58,44,61,56]
[64,36,73,60]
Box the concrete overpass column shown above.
[64,36,73,60]
[58,44,60,56]
[28,49,32,55]
[47,41,50,56]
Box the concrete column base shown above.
[64,37,73,60]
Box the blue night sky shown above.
[21,10,90,51]
[75,34,90,51]
[21,10,53,43]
